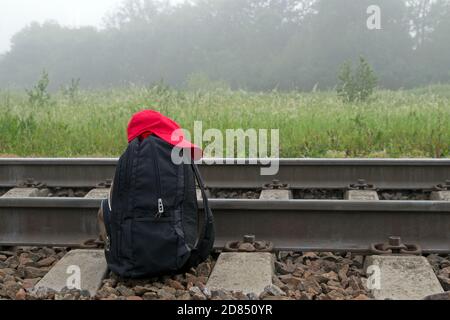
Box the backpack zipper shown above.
[156,198,164,218]
[150,138,165,218]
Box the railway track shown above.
[1,158,450,189]
[0,158,450,253]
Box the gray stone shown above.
[247,292,259,300]
[84,188,110,199]
[423,292,450,300]
[189,286,206,300]
[211,289,234,300]
[259,190,292,200]
[156,288,175,300]
[202,287,212,299]
[23,278,40,291]
[39,248,56,256]
[5,256,19,268]
[165,279,184,290]
[206,253,274,296]
[36,189,51,197]
[34,250,107,297]
[263,284,286,296]
[364,255,444,300]
[133,286,149,296]
[344,190,379,201]
[274,260,296,274]
[37,256,57,267]
[2,281,21,299]
[430,191,450,201]
[143,292,158,300]
[0,251,15,257]
[278,274,302,288]
[438,276,450,291]
[96,286,119,299]
[19,255,35,268]
[262,296,291,301]
[302,252,320,260]
[21,266,49,278]
[2,188,40,198]
[196,261,212,277]
[116,285,135,297]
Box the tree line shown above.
[0,0,449,91]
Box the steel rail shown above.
[1,198,449,253]
[1,158,450,189]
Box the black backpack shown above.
[102,135,215,278]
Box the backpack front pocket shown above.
[118,219,133,260]
[131,217,178,278]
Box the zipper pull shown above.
[155,198,164,218]
[105,236,111,252]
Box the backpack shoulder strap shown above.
[189,162,215,265]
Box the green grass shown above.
[0,85,449,158]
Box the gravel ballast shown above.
[2,248,449,300]
[0,247,67,300]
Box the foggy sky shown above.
[0,0,182,54]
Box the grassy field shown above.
[0,85,449,158]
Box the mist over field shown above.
[0,0,449,158]
[0,0,449,91]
